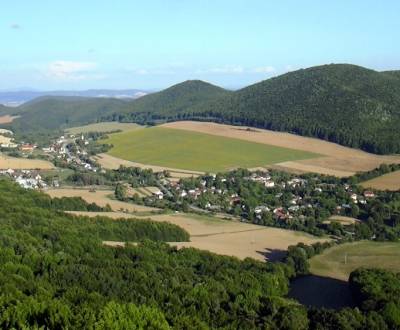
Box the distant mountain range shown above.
[0,89,148,106]
[2,64,400,154]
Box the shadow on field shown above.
[288,275,356,309]
[257,248,287,262]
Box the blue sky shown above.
[1,0,399,90]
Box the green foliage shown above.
[118,64,400,154]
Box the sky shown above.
[1,0,399,90]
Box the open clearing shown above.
[100,126,318,172]
[323,216,360,225]
[309,241,400,281]
[361,171,400,191]
[69,211,327,261]
[162,121,400,177]
[46,188,158,213]
[0,154,54,169]
[0,115,19,124]
[66,122,142,134]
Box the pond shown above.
[288,275,356,309]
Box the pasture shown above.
[66,122,142,134]
[101,126,318,172]
[162,121,400,176]
[361,170,400,191]
[69,211,327,261]
[309,241,400,281]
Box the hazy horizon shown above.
[2,0,400,90]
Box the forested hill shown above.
[118,64,400,154]
[108,79,231,121]
[8,96,127,132]
[4,64,400,154]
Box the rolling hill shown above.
[109,79,231,121]
[117,64,400,154]
[3,64,400,154]
[7,96,127,132]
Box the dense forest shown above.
[0,178,398,328]
[115,64,400,154]
[3,64,400,154]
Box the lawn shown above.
[309,241,400,281]
[101,127,319,172]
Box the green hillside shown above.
[10,96,127,132]
[4,64,400,154]
[110,79,231,121]
[120,64,400,154]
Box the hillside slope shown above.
[111,80,231,122]
[120,64,400,154]
[3,64,400,154]
[8,96,127,132]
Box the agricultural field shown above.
[0,115,19,124]
[66,121,142,134]
[100,126,319,172]
[0,154,54,169]
[69,211,327,261]
[162,121,400,177]
[92,153,203,178]
[361,170,400,191]
[309,241,400,281]
[46,188,158,213]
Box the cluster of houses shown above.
[42,134,98,172]
[156,170,378,223]
[0,168,48,189]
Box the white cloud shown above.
[46,61,101,81]
[210,66,244,74]
[252,66,275,74]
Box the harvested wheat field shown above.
[361,171,400,191]
[93,153,203,178]
[0,115,19,124]
[70,211,327,261]
[0,154,54,169]
[162,121,400,176]
[46,188,158,212]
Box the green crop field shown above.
[100,126,319,172]
[309,241,400,281]
[67,122,142,134]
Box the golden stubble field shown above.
[46,188,158,212]
[0,154,54,170]
[361,170,400,191]
[162,121,400,177]
[68,211,328,261]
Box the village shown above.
[146,170,378,226]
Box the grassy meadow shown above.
[101,126,319,172]
[309,241,400,281]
